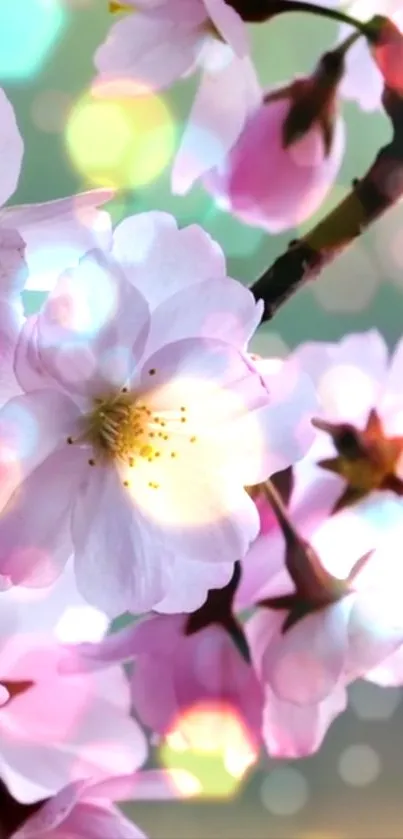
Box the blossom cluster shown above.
[0,0,402,835]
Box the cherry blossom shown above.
[93,0,261,193]
[61,613,263,762]
[236,479,403,711]
[203,53,346,232]
[0,212,316,617]
[0,631,146,804]
[0,87,114,293]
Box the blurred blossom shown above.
[0,212,317,617]
[0,633,146,804]
[93,0,261,193]
[31,89,73,134]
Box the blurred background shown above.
[5,0,403,835]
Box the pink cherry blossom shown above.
[237,484,403,711]
[12,770,196,838]
[0,631,147,804]
[289,329,403,533]
[93,0,261,192]
[337,1,403,111]
[245,610,347,758]
[0,87,114,293]
[203,77,345,232]
[0,212,317,617]
[58,613,264,770]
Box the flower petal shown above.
[262,683,347,758]
[261,599,352,705]
[292,330,387,424]
[143,278,262,358]
[0,445,87,585]
[72,466,174,617]
[93,13,200,91]
[0,88,24,206]
[113,213,226,310]
[1,189,114,292]
[172,55,261,193]
[155,557,234,613]
[36,249,150,395]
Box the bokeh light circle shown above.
[159,700,259,799]
[338,744,381,787]
[65,80,176,190]
[260,767,309,815]
[0,0,66,81]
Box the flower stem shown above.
[273,0,371,35]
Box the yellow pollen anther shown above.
[180,406,186,412]
[190,436,197,443]
[123,480,130,487]
[171,451,177,458]
[180,417,186,423]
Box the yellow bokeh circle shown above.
[65,79,176,189]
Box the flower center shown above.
[67,383,197,487]
[83,390,156,465]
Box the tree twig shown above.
[250,85,403,323]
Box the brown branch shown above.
[250,85,403,322]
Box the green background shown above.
[6,0,403,836]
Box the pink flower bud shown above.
[204,61,346,232]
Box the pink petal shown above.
[93,13,201,91]
[0,88,23,207]
[345,589,403,682]
[292,330,387,424]
[143,278,263,359]
[9,780,89,835]
[0,296,24,404]
[172,55,261,193]
[203,0,248,55]
[1,189,114,292]
[0,445,86,586]
[0,226,27,296]
[72,466,174,616]
[36,249,150,396]
[59,622,142,675]
[155,557,233,613]
[90,768,199,801]
[63,801,146,839]
[0,388,81,508]
[365,644,403,686]
[261,600,352,705]
[262,683,347,758]
[14,316,57,393]
[113,213,226,311]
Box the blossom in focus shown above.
[337,1,403,110]
[0,212,316,616]
[94,0,261,193]
[203,51,346,232]
[0,633,146,804]
[0,87,114,292]
[11,770,194,838]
